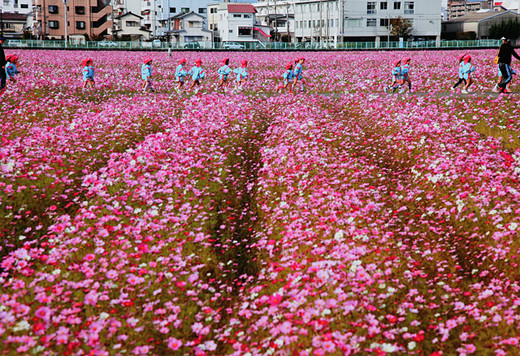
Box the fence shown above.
[3,39,502,51]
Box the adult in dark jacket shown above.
[497,37,520,93]
[0,35,6,92]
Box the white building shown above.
[1,0,33,14]
[253,0,441,44]
[254,0,293,40]
[217,2,270,42]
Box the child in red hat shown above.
[217,58,232,89]
[276,62,295,94]
[384,59,403,94]
[293,57,306,92]
[6,55,20,84]
[142,57,154,92]
[188,58,206,92]
[233,60,248,92]
[82,58,95,89]
[175,58,188,91]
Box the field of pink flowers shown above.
[1,49,520,355]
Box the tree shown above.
[489,18,520,40]
[390,17,413,39]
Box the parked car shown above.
[99,41,118,47]
[153,39,162,48]
[222,42,244,49]
[184,41,201,49]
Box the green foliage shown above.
[390,16,413,39]
[489,18,520,40]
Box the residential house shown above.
[217,3,270,43]
[1,13,29,38]
[113,11,151,40]
[161,11,211,43]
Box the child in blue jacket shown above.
[233,60,248,90]
[188,58,206,92]
[5,55,19,83]
[175,58,188,90]
[276,62,295,93]
[461,54,475,94]
[401,57,412,92]
[293,57,305,92]
[451,54,467,92]
[82,58,95,89]
[141,57,154,92]
[218,58,232,89]
[384,60,403,93]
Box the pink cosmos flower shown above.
[168,337,182,351]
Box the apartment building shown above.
[217,2,270,42]
[254,0,441,44]
[33,0,112,40]
[446,0,493,20]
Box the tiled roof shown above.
[227,4,256,14]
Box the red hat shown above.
[402,57,411,64]
[296,56,305,62]
[463,54,471,63]
[457,53,467,62]
[393,59,401,67]
[144,56,152,64]
[10,55,18,62]
[5,55,12,62]
[222,57,230,65]
[286,62,293,70]
[82,58,92,66]
[179,58,187,64]
[195,58,202,64]
[241,59,248,67]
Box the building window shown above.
[21,3,28,8]
[170,7,176,13]
[126,21,138,27]
[48,5,59,14]
[404,1,414,14]
[367,2,376,14]
[210,8,217,13]
[238,27,251,35]
[233,14,242,18]
[394,2,401,10]
[380,2,388,10]
[198,8,206,13]
[181,7,189,13]
[244,14,251,18]
[75,6,85,14]
[380,18,389,27]
[49,20,59,28]
[367,18,377,27]
[229,29,233,33]
[76,21,86,29]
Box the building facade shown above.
[253,0,442,44]
[113,11,151,39]
[33,0,112,39]
[446,0,494,20]
[217,2,270,42]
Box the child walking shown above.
[217,58,232,89]
[401,57,412,92]
[384,60,403,93]
[276,62,295,93]
[188,58,206,92]
[461,54,475,94]
[5,55,19,83]
[175,58,188,91]
[233,59,248,91]
[141,57,154,92]
[82,58,95,89]
[451,54,467,92]
[293,57,306,92]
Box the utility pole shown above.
[319,0,322,46]
[63,0,68,46]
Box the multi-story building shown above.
[159,11,212,43]
[1,0,33,14]
[33,0,112,40]
[446,0,493,20]
[254,0,441,44]
[254,0,293,40]
[217,2,270,42]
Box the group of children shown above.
[80,56,305,94]
[384,57,412,94]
